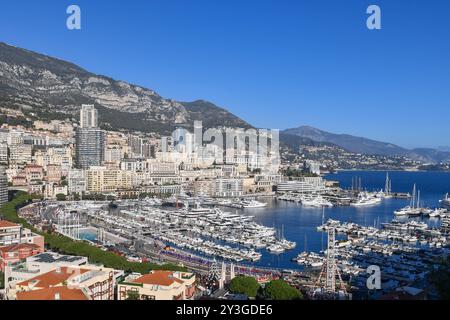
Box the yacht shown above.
[350,193,382,207]
[301,196,333,208]
[440,193,450,209]
[267,244,285,254]
[429,208,446,218]
[241,200,267,208]
[394,184,421,216]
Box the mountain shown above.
[0,42,251,134]
[283,126,450,163]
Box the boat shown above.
[267,244,285,254]
[241,200,267,208]
[440,193,450,209]
[350,192,382,207]
[429,208,446,218]
[394,184,422,216]
[301,196,333,208]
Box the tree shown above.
[429,256,450,299]
[56,193,67,201]
[229,276,260,298]
[126,291,140,300]
[263,279,303,300]
[0,271,4,289]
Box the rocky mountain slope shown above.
[0,42,251,134]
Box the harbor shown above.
[15,170,450,297]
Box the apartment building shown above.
[213,178,244,197]
[0,243,43,271]
[0,220,44,251]
[46,164,62,183]
[85,166,133,193]
[12,265,116,300]
[117,270,196,300]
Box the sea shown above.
[241,171,450,270]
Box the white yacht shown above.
[301,196,333,208]
[429,208,447,218]
[440,193,450,209]
[394,184,422,216]
[267,244,285,254]
[241,200,267,208]
[350,193,382,207]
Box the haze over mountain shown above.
[283,126,450,164]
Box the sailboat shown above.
[394,184,421,216]
[383,172,393,198]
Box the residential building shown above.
[0,220,44,251]
[12,265,116,300]
[0,142,7,163]
[117,270,196,300]
[46,164,62,183]
[0,243,43,272]
[213,178,244,197]
[9,143,32,165]
[24,164,44,184]
[85,167,133,193]
[0,166,8,206]
[75,128,105,169]
[80,104,98,128]
[67,169,86,195]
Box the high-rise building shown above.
[0,166,8,206]
[128,134,143,157]
[75,105,105,169]
[79,104,98,128]
[0,142,7,164]
[75,128,105,169]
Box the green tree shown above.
[56,193,67,201]
[0,271,4,289]
[229,276,260,298]
[429,256,450,299]
[263,279,303,300]
[0,192,187,274]
[126,291,140,300]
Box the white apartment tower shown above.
[80,104,98,128]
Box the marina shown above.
[15,170,450,297]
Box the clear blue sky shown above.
[1,0,449,148]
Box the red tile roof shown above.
[133,271,184,286]
[0,220,19,228]
[17,267,90,288]
[16,286,88,300]
[0,243,39,253]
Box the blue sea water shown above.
[241,171,450,270]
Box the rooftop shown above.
[16,286,88,300]
[0,243,39,253]
[132,271,186,287]
[0,220,20,228]
[17,266,90,288]
[28,252,86,264]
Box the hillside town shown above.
[0,105,449,301]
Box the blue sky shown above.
[1,0,449,148]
